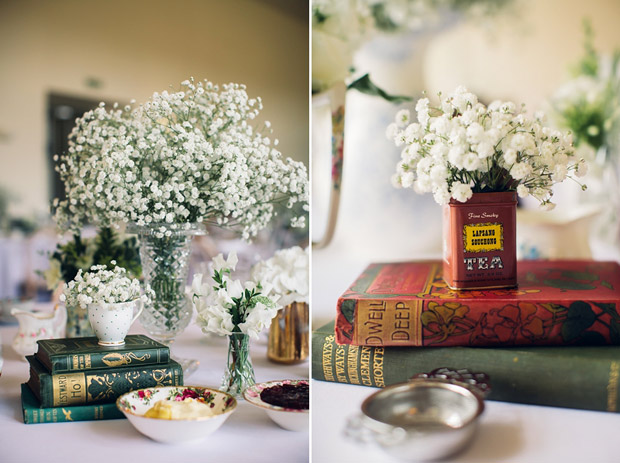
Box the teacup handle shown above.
[131,299,144,325]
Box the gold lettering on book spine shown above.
[347,345,360,384]
[322,335,335,382]
[53,373,86,406]
[607,361,620,412]
[356,299,423,346]
[360,347,372,386]
[335,345,347,383]
[72,354,92,370]
[373,347,385,387]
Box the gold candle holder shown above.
[268,302,309,364]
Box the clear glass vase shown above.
[130,223,206,376]
[221,332,255,398]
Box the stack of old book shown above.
[22,334,183,424]
[312,260,620,413]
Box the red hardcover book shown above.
[335,260,620,347]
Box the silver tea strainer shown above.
[345,368,490,461]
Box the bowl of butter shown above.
[116,386,237,443]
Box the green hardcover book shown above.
[35,335,170,374]
[21,384,124,424]
[26,355,183,408]
[313,321,620,413]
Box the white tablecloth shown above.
[311,380,620,463]
[0,319,309,463]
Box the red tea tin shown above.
[442,191,517,290]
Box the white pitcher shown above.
[11,304,67,357]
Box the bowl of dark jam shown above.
[243,379,309,431]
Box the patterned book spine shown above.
[36,335,170,373]
[41,347,170,373]
[314,322,620,413]
[336,261,620,347]
[21,384,124,424]
[26,356,183,408]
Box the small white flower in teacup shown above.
[60,261,151,308]
[250,246,309,308]
[191,252,279,339]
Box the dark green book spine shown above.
[26,355,183,408]
[21,384,124,424]
[36,335,170,373]
[312,321,620,413]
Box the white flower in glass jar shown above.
[250,246,309,308]
[191,252,279,339]
[388,86,588,209]
[53,78,309,240]
[60,261,149,308]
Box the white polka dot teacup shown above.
[87,299,143,346]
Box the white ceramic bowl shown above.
[116,386,237,443]
[243,379,309,432]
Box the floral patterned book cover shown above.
[335,260,620,347]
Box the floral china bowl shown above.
[243,379,309,432]
[116,386,237,443]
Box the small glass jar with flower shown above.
[191,252,279,398]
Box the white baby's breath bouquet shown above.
[54,78,308,240]
[250,246,309,308]
[387,86,588,210]
[191,252,279,339]
[60,262,149,308]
